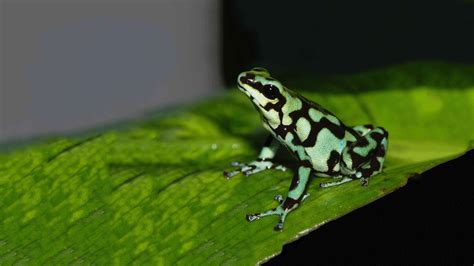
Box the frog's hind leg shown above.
[246,165,312,231]
[342,126,389,186]
[356,145,387,186]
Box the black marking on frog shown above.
[327,150,341,174]
[370,130,386,142]
[289,174,300,190]
[291,99,348,145]
[300,160,313,168]
[282,197,299,210]
[262,135,274,147]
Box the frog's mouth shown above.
[238,84,252,99]
[238,83,262,108]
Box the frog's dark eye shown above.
[262,84,278,99]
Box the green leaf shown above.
[1,62,473,264]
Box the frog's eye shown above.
[262,84,278,99]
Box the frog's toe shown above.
[302,193,310,202]
[273,211,289,231]
[246,214,260,222]
[224,164,254,179]
[319,181,329,188]
[274,222,284,231]
[274,194,284,203]
[225,160,286,179]
[244,170,253,176]
[241,165,268,176]
[245,206,281,222]
[230,161,244,167]
[360,177,369,187]
[245,205,293,231]
[223,170,240,179]
[273,165,287,172]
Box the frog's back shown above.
[294,98,359,174]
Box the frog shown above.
[224,67,389,231]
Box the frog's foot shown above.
[273,193,310,203]
[246,205,290,231]
[273,194,284,203]
[246,194,309,231]
[354,171,370,187]
[223,160,287,179]
[319,177,353,188]
[360,177,369,187]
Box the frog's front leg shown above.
[246,165,312,231]
[224,135,286,179]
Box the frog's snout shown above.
[237,72,255,87]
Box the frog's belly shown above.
[304,129,346,173]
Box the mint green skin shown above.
[224,67,389,231]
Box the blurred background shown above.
[1,0,221,142]
[1,0,473,143]
[1,1,473,264]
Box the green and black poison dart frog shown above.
[224,67,388,231]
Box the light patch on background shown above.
[26,17,175,128]
[1,1,221,142]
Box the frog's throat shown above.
[260,94,297,129]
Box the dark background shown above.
[222,0,473,83]
[222,1,474,264]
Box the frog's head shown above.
[237,67,291,122]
